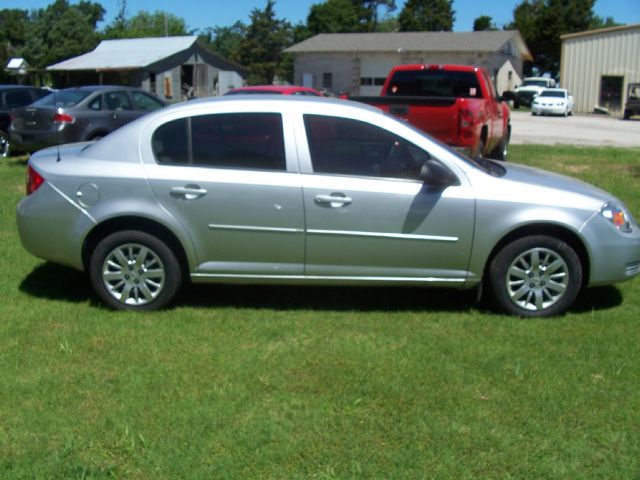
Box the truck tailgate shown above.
[348,95,459,143]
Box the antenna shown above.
[54,85,61,162]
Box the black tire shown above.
[474,137,485,160]
[89,230,182,311]
[486,235,582,318]
[0,131,10,158]
[490,125,510,161]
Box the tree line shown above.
[0,0,618,85]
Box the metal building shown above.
[47,36,247,100]
[561,24,640,116]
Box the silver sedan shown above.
[531,88,574,116]
[16,96,640,317]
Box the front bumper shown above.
[531,104,567,115]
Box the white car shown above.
[531,88,574,116]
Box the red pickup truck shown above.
[347,64,511,160]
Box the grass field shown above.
[1,146,639,479]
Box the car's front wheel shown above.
[89,230,182,310]
[0,131,10,158]
[487,235,582,317]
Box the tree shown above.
[398,0,455,32]
[22,0,104,68]
[238,1,293,85]
[200,21,246,64]
[355,0,397,30]
[103,10,188,39]
[0,9,30,82]
[473,15,497,31]
[507,0,604,74]
[307,0,365,34]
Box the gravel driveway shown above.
[510,110,640,147]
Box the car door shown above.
[300,114,475,283]
[104,90,139,128]
[144,111,305,276]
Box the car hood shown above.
[471,161,618,215]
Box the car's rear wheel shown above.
[490,126,510,161]
[487,235,582,317]
[89,230,182,310]
[0,131,10,158]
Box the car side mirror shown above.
[420,159,458,187]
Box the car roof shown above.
[0,84,46,90]
[227,85,321,95]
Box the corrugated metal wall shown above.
[561,26,640,115]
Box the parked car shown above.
[514,76,556,108]
[16,96,640,316]
[225,85,322,96]
[531,88,574,116]
[1,85,50,157]
[10,85,166,153]
[623,83,640,120]
[346,64,511,160]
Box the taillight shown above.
[53,112,75,124]
[459,109,475,138]
[26,165,45,195]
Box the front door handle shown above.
[314,193,353,207]
[170,185,207,200]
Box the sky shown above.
[1,0,638,33]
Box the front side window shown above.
[152,112,286,171]
[132,91,164,111]
[304,114,429,180]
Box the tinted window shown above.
[105,91,133,110]
[4,90,35,108]
[304,115,429,180]
[153,113,286,171]
[88,96,102,110]
[388,69,482,98]
[132,91,164,110]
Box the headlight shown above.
[601,202,633,233]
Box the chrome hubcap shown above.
[102,243,165,306]
[506,247,568,311]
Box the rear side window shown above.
[105,91,133,110]
[152,112,286,171]
[387,69,482,98]
[304,114,429,180]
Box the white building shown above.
[284,31,532,96]
[561,24,640,115]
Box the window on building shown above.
[322,73,333,90]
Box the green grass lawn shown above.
[1,146,639,479]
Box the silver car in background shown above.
[16,96,640,317]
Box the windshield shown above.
[34,90,92,107]
[539,90,566,98]
[387,69,483,98]
[522,79,550,87]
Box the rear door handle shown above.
[314,194,353,207]
[170,185,207,200]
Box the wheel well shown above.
[483,224,591,289]
[82,217,190,280]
